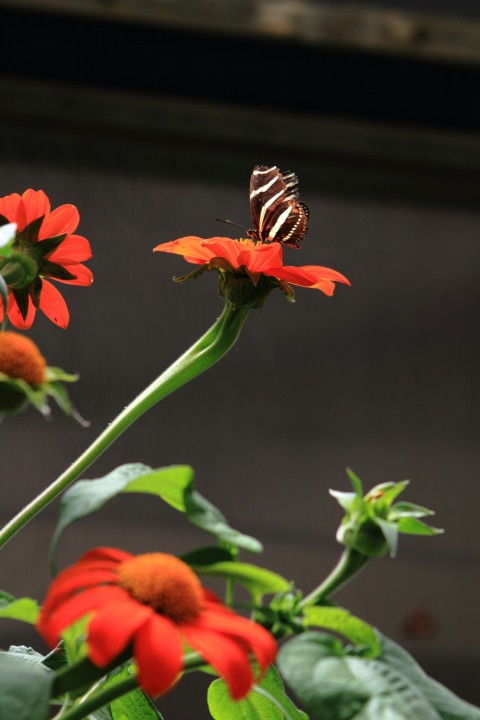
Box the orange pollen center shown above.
[117,553,203,622]
[0,331,47,385]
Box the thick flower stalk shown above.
[38,547,277,699]
[155,235,350,307]
[0,189,93,328]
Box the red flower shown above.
[0,189,92,329]
[154,236,349,307]
[37,547,277,699]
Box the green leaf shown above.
[379,635,480,720]
[302,607,381,658]
[184,488,262,554]
[278,632,480,720]
[50,464,194,570]
[51,463,262,574]
[208,666,308,720]
[190,561,290,603]
[396,517,444,535]
[45,366,80,383]
[0,591,40,624]
[104,663,164,720]
[0,651,53,720]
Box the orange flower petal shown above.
[7,293,36,330]
[154,236,216,264]
[39,204,80,240]
[79,547,134,565]
[40,566,119,620]
[0,193,21,223]
[38,585,128,646]
[134,613,184,696]
[265,264,350,293]
[38,280,69,328]
[240,242,283,273]
[18,190,50,231]
[53,263,94,287]
[88,600,153,667]
[48,235,92,263]
[181,623,253,699]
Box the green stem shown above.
[58,676,138,720]
[298,548,369,609]
[0,303,250,549]
[56,652,206,720]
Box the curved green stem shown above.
[55,652,206,720]
[298,548,369,609]
[0,303,250,549]
[59,676,138,720]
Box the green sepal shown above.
[208,666,308,720]
[15,216,43,245]
[30,234,67,261]
[189,560,291,604]
[0,590,40,624]
[40,258,76,281]
[346,467,363,496]
[0,651,53,720]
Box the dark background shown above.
[0,1,479,715]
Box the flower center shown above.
[117,553,203,622]
[0,332,46,385]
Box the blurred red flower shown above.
[37,547,276,699]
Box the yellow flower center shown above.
[117,553,203,622]
[0,331,46,385]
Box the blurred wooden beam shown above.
[1,0,480,66]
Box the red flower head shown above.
[0,189,93,329]
[37,547,277,699]
[155,165,349,308]
[154,236,350,308]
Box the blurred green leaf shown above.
[0,591,40,624]
[302,607,381,657]
[208,666,307,720]
[0,651,53,720]
[191,561,290,603]
[51,464,262,574]
[278,632,480,720]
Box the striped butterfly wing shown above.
[249,165,309,248]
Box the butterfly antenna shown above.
[215,218,249,233]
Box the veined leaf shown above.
[0,651,53,720]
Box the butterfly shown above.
[248,165,310,248]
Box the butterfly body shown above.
[248,165,309,248]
